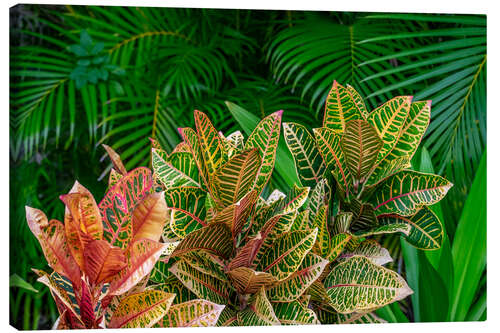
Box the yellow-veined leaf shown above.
[212,148,261,208]
[283,122,326,188]
[160,299,225,327]
[171,223,233,259]
[272,300,319,325]
[152,149,200,189]
[341,119,382,190]
[178,127,209,189]
[169,259,232,304]
[369,170,452,216]
[312,205,330,258]
[108,290,175,328]
[228,267,278,295]
[324,255,413,313]
[257,228,318,281]
[237,288,280,326]
[323,81,365,132]
[164,186,206,239]
[148,276,197,304]
[267,253,328,302]
[339,239,392,266]
[194,110,227,177]
[245,110,283,195]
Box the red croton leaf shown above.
[83,239,127,285]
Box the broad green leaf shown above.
[237,288,280,326]
[379,206,444,249]
[323,80,365,132]
[341,119,382,189]
[132,191,167,242]
[108,290,175,328]
[109,239,168,295]
[290,209,312,232]
[212,148,261,207]
[267,253,328,302]
[283,184,310,213]
[152,149,200,189]
[10,274,38,293]
[225,101,300,189]
[164,187,206,239]
[227,267,278,294]
[345,198,377,232]
[99,167,153,248]
[367,96,412,161]
[313,127,352,195]
[171,223,233,259]
[272,300,319,325]
[326,233,352,261]
[256,228,318,280]
[347,84,369,118]
[149,259,174,284]
[376,101,431,166]
[245,110,283,195]
[194,110,227,177]
[169,259,232,304]
[449,151,486,321]
[339,239,392,266]
[283,122,326,188]
[26,208,81,287]
[216,307,239,326]
[83,239,126,285]
[307,178,330,221]
[182,250,227,281]
[354,224,411,237]
[324,255,413,313]
[365,155,412,187]
[369,170,452,216]
[168,151,201,184]
[160,300,225,327]
[225,131,245,157]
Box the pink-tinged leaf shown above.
[99,167,153,249]
[83,239,126,285]
[60,181,103,269]
[132,192,168,243]
[26,207,81,288]
[79,280,96,328]
[108,168,123,189]
[102,144,127,175]
[109,239,168,296]
[108,290,176,328]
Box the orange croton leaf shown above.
[84,239,127,285]
[60,181,103,269]
[26,207,81,288]
[132,191,168,243]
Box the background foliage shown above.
[10,4,486,329]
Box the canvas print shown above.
[9,4,486,329]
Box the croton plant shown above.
[26,80,451,328]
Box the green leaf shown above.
[245,110,283,195]
[449,150,486,321]
[212,148,261,207]
[256,228,318,281]
[169,259,232,304]
[341,119,382,189]
[171,223,233,260]
[194,110,227,177]
[237,288,280,326]
[283,122,326,188]
[323,80,365,132]
[379,206,444,250]
[160,300,225,327]
[266,252,328,302]
[227,267,277,295]
[164,187,207,239]
[339,239,392,266]
[272,300,319,325]
[324,255,413,313]
[10,274,38,293]
[152,149,200,189]
[368,170,452,216]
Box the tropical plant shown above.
[131,109,418,325]
[25,162,229,328]
[283,81,452,252]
